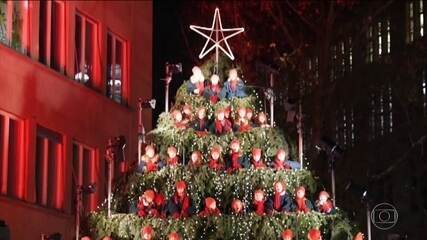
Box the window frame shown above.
[106,31,129,105]
[0,0,30,53]
[74,10,99,87]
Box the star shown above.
[190,8,244,61]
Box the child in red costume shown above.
[281,229,293,240]
[266,181,292,214]
[172,110,187,130]
[188,151,203,169]
[210,109,232,135]
[273,149,291,170]
[251,148,266,169]
[204,74,222,104]
[192,107,209,136]
[208,145,224,171]
[291,186,313,213]
[252,189,266,215]
[141,225,154,240]
[227,139,244,173]
[166,146,180,167]
[307,229,322,240]
[231,198,245,215]
[257,112,270,128]
[315,191,335,214]
[165,181,194,218]
[137,190,161,217]
[139,145,162,173]
[168,232,181,240]
[198,197,221,217]
[233,107,251,132]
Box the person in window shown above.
[210,109,232,135]
[251,147,266,170]
[291,186,313,213]
[204,74,222,103]
[166,146,180,167]
[187,66,205,96]
[198,197,221,217]
[165,181,194,218]
[266,181,292,214]
[315,191,335,215]
[251,189,266,215]
[281,229,293,240]
[220,68,247,99]
[208,145,225,171]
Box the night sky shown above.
[153,0,189,125]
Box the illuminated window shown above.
[378,22,382,56]
[386,20,391,53]
[74,12,98,85]
[388,85,393,133]
[379,89,384,136]
[420,0,424,36]
[343,108,347,145]
[350,108,355,145]
[35,126,64,210]
[0,111,24,199]
[340,41,345,76]
[72,142,97,213]
[106,32,127,104]
[422,68,427,113]
[367,25,374,63]
[348,37,353,72]
[314,57,319,80]
[409,2,415,42]
[370,92,376,140]
[0,1,29,53]
[39,0,65,72]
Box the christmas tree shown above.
[87,8,355,240]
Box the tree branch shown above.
[268,2,297,50]
[285,0,317,33]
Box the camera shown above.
[166,63,183,74]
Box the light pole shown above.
[137,98,156,165]
[163,63,182,112]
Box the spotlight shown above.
[138,98,156,110]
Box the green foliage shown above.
[110,167,317,214]
[88,211,353,240]
[149,112,296,160]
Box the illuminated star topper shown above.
[190,8,244,62]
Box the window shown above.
[74,12,98,86]
[39,0,65,73]
[72,142,97,213]
[0,1,29,53]
[35,126,64,210]
[388,84,393,133]
[422,68,427,114]
[106,32,127,104]
[348,37,353,72]
[386,20,391,53]
[420,0,424,36]
[0,111,24,199]
[367,25,374,63]
[409,2,415,42]
[378,22,382,56]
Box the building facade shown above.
[0,1,152,239]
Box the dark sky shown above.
[153,0,189,125]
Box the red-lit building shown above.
[0,1,152,239]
